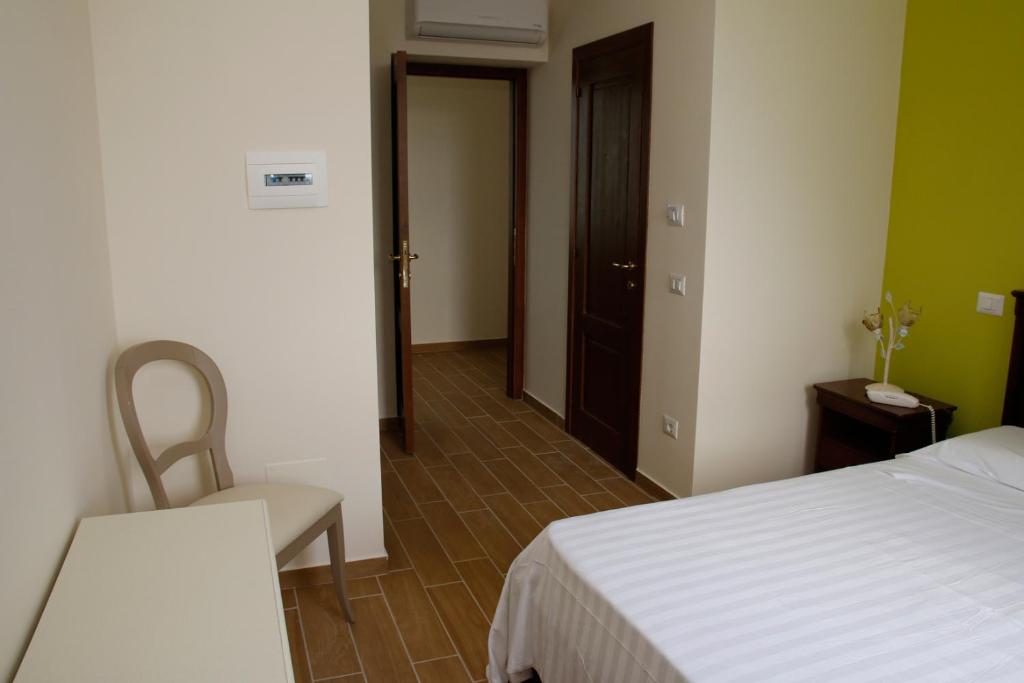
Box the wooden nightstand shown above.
[812,379,957,472]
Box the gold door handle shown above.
[388,240,419,288]
[611,260,637,271]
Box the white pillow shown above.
[911,425,1024,491]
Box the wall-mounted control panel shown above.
[264,172,313,187]
[246,150,327,209]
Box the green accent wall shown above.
[879,0,1024,434]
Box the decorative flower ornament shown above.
[897,301,922,328]
[863,292,922,392]
[862,308,883,334]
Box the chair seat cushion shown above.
[190,483,342,554]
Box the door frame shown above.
[563,24,654,478]
[404,60,529,399]
[391,52,415,451]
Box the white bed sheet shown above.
[487,455,1024,683]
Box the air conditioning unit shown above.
[413,0,548,46]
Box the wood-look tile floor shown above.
[282,347,659,683]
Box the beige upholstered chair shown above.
[114,340,354,622]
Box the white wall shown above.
[526,0,905,498]
[692,0,906,494]
[0,1,123,677]
[524,0,717,496]
[371,0,548,417]
[408,76,510,345]
[88,0,384,564]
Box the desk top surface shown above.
[16,501,293,683]
[814,378,957,418]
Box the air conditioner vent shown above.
[413,0,548,46]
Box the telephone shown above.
[866,387,938,444]
[866,389,920,408]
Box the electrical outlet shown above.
[662,414,679,440]
[669,274,686,296]
[667,204,684,227]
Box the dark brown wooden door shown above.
[391,51,415,453]
[566,25,652,478]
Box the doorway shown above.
[390,55,528,454]
[564,24,653,478]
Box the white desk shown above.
[16,501,294,682]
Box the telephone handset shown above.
[865,388,937,444]
[866,389,919,408]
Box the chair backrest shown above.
[114,340,234,509]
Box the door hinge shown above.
[576,86,582,98]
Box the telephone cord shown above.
[921,403,936,444]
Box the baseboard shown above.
[379,417,400,433]
[279,556,389,588]
[411,338,507,354]
[635,471,677,502]
[522,391,565,429]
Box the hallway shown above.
[280,346,665,682]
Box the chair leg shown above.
[327,507,355,623]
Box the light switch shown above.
[977,292,1005,316]
[669,274,686,296]
[667,204,684,227]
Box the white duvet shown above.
[488,428,1024,683]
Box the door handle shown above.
[388,239,419,289]
[611,260,637,271]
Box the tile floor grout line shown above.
[423,584,482,683]
[375,573,427,683]
[461,496,525,558]
[385,472,476,678]
[450,553,504,632]
[415,421,466,461]
[487,444,595,517]
[292,585,331,683]
[408,552,475,681]
[419,578,466,589]
[498,443,558,454]
[497,445,572,489]
[412,492,486,570]
[409,653,468,666]
[538,491,571,518]
[344,618,368,683]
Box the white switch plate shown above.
[669,273,686,296]
[977,291,1005,316]
[662,415,679,440]
[667,204,684,227]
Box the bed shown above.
[487,290,1024,683]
